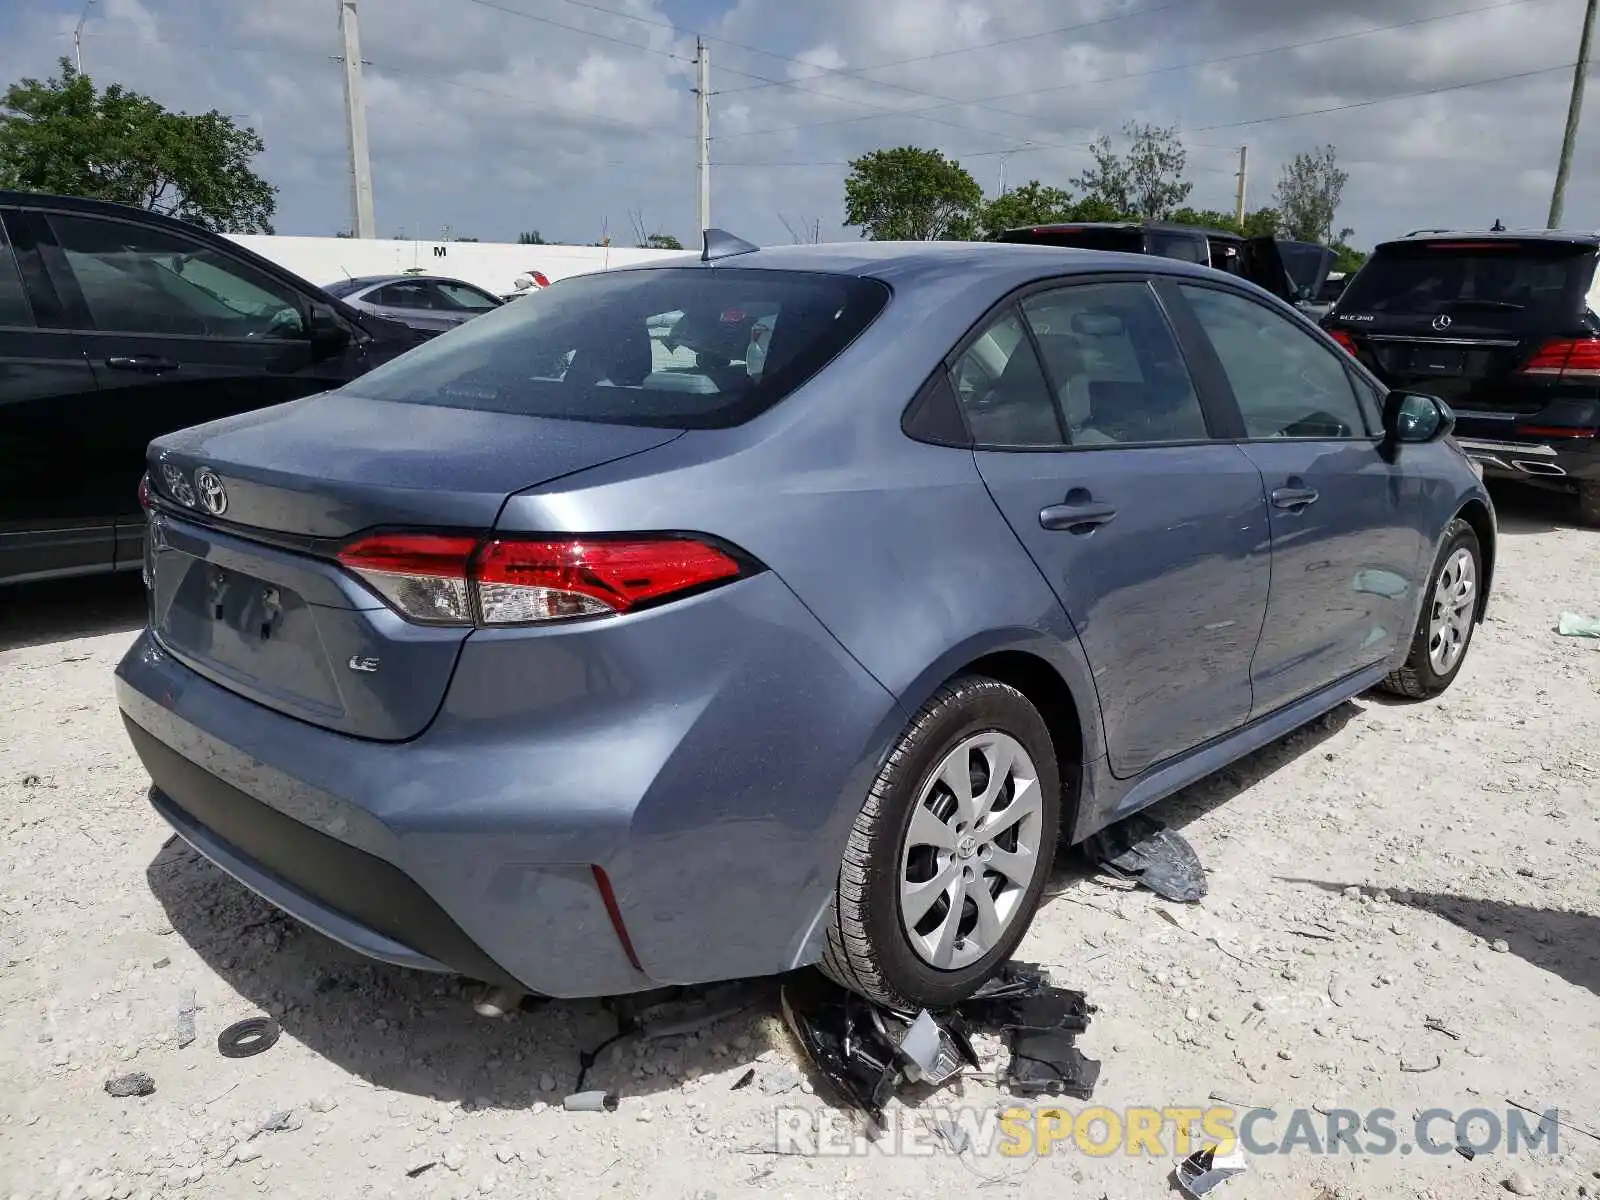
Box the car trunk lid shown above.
[144,394,681,740]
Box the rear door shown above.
[36,208,338,568]
[365,280,456,333]
[1326,238,1599,435]
[1169,279,1431,714]
[958,276,1272,779]
[0,208,107,583]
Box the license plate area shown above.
[1407,347,1468,375]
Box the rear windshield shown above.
[1144,231,1208,264]
[1337,242,1594,330]
[1276,241,1333,301]
[998,227,1145,253]
[343,267,891,428]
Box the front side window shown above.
[0,218,34,327]
[1020,281,1209,444]
[46,213,306,338]
[344,267,890,429]
[950,310,1063,447]
[1179,283,1369,439]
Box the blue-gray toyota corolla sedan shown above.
[116,238,1494,1010]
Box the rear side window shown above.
[372,282,437,308]
[434,281,500,310]
[1021,281,1209,444]
[1338,241,1594,332]
[0,220,33,327]
[346,267,890,429]
[1144,231,1208,265]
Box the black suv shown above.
[0,191,424,586]
[1323,230,1600,524]
[995,221,1336,310]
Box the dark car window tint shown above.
[1145,231,1208,264]
[344,267,890,429]
[1337,242,1591,332]
[434,281,500,310]
[950,310,1063,447]
[371,282,437,309]
[1180,284,1369,439]
[47,213,306,338]
[1021,281,1208,445]
[996,226,1143,253]
[0,223,33,327]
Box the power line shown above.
[455,0,688,62]
[713,0,1554,142]
[712,58,1578,167]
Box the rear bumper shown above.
[115,571,901,998]
[1454,435,1600,486]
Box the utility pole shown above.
[73,0,96,73]
[1234,145,1249,229]
[337,0,376,239]
[1549,0,1598,229]
[694,37,711,239]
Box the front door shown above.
[34,208,327,568]
[1171,280,1431,714]
[954,278,1272,779]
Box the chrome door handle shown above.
[1271,487,1319,509]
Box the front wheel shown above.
[818,676,1061,1010]
[1377,518,1482,700]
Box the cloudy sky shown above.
[2,0,1594,248]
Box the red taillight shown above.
[138,473,153,512]
[1513,424,1600,438]
[1519,337,1600,381]
[1328,329,1358,356]
[336,532,748,626]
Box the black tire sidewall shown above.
[1406,520,1482,691]
[859,683,1060,1008]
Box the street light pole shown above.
[74,0,97,73]
[1549,0,1598,229]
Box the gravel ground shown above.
[2,487,1597,1200]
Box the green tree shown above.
[0,59,276,233]
[844,146,983,241]
[1168,207,1243,234]
[517,230,547,245]
[1274,145,1349,243]
[1331,241,1367,273]
[640,232,683,250]
[1065,196,1130,222]
[1074,123,1192,221]
[1240,207,1281,238]
[981,180,1076,238]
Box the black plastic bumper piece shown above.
[123,714,522,989]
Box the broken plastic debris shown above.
[1557,611,1600,637]
[779,962,1098,1121]
[104,1072,156,1098]
[1177,1145,1248,1197]
[894,1009,967,1086]
[1083,813,1206,902]
[562,1090,619,1113]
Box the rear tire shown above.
[818,676,1060,1010]
[1377,518,1482,700]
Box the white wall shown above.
[223,234,693,296]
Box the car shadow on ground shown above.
[1280,878,1600,997]
[145,838,787,1110]
[0,573,147,652]
[1485,480,1588,536]
[144,699,1366,1107]
[1040,700,1363,902]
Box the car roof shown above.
[1383,229,1600,249]
[1004,221,1245,240]
[606,239,1224,298]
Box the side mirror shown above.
[1383,390,1455,444]
[308,302,352,349]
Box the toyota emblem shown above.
[1431,314,1453,331]
[194,466,228,516]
